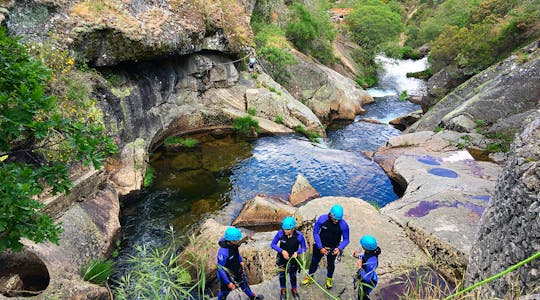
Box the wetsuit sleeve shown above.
[217,248,231,285]
[313,215,325,250]
[271,230,284,253]
[338,219,350,251]
[359,256,378,282]
[297,231,307,254]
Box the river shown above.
[113,55,429,284]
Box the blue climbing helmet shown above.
[329,204,344,220]
[282,216,296,230]
[360,235,378,251]
[224,227,243,241]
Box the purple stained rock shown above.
[471,195,491,201]
[406,199,485,218]
[463,159,484,177]
[405,201,442,217]
[461,202,485,216]
[429,168,458,178]
[417,155,441,166]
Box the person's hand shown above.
[352,250,359,259]
[320,248,328,255]
[332,248,340,256]
[227,282,236,290]
[292,252,298,259]
[282,250,290,260]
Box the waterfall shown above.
[367,55,429,99]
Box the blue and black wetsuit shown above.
[308,214,350,277]
[357,247,380,300]
[216,238,256,300]
[271,229,307,289]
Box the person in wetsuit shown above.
[353,235,381,300]
[216,227,264,300]
[302,204,350,289]
[271,216,307,300]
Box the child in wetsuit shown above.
[353,235,381,300]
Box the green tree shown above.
[286,3,336,65]
[417,0,480,45]
[0,28,117,252]
[347,1,404,48]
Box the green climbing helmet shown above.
[224,227,243,241]
[282,216,296,230]
[360,235,377,251]
[329,204,344,220]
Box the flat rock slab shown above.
[382,150,502,279]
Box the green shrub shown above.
[351,48,378,87]
[0,28,117,252]
[274,115,284,124]
[258,46,296,84]
[164,136,182,146]
[417,0,479,46]
[286,3,335,65]
[247,107,257,116]
[163,137,199,148]
[114,229,209,299]
[406,69,433,80]
[295,125,322,142]
[233,116,260,136]
[400,90,408,101]
[182,138,199,148]
[143,166,155,188]
[434,125,443,133]
[81,260,114,285]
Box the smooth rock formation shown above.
[0,184,120,300]
[283,50,374,124]
[381,150,501,280]
[409,41,540,137]
[2,0,254,66]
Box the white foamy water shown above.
[367,55,429,98]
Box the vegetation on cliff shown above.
[404,0,540,74]
[0,28,117,252]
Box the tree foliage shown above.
[417,0,480,46]
[347,0,404,48]
[0,28,117,252]
[429,0,540,74]
[286,3,336,65]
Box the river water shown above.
[114,55,428,276]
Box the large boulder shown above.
[373,130,491,188]
[409,41,540,136]
[0,184,120,299]
[3,0,254,66]
[283,50,374,124]
[465,111,540,297]
[381,150,502,281]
